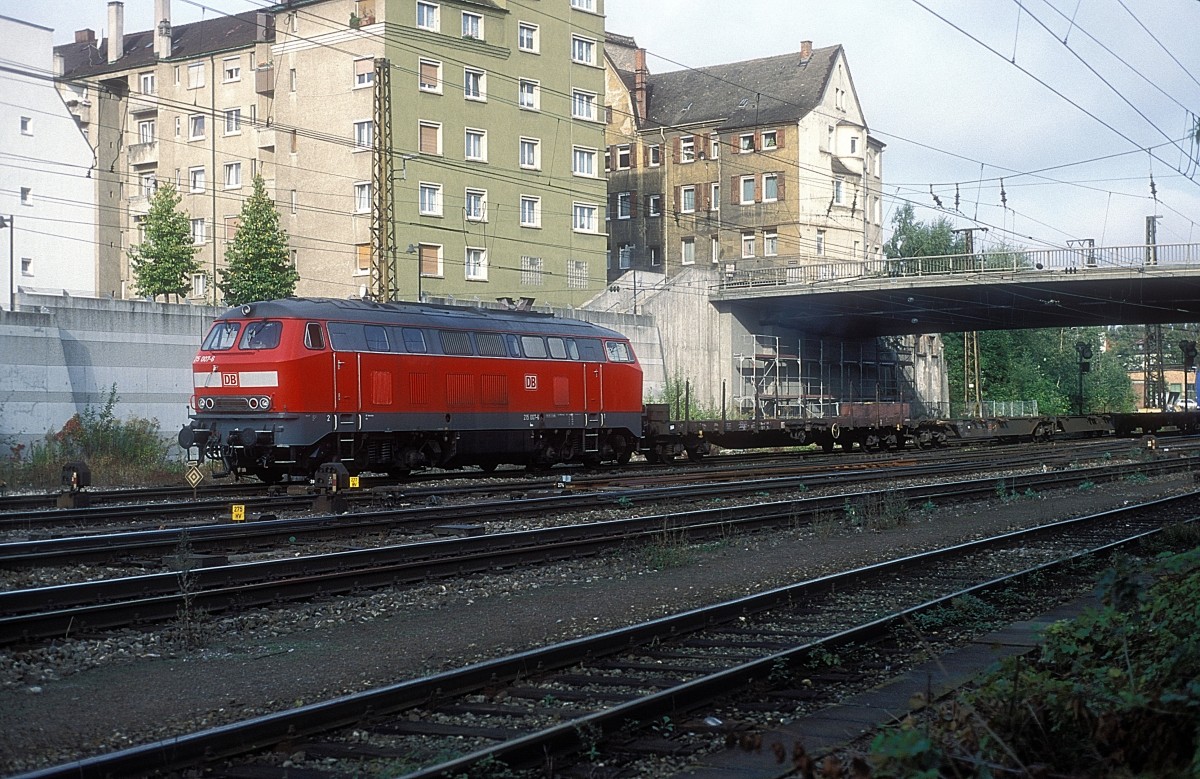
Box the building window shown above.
[740,176,755,204]
[224,108,241,135]
[223,57,241,82]
[191,218,206,245]
[573,203,598,233]
[765,230,778,256]
[354,120,373,150]
[567,259,589,289]
[419,121,442,155]
[617,192,632,219]
[763,173,779,202]
[518,22,538,52]
[647,193,662,217]
[465,247,487,280]
[521,255,543,285]
[354,58,374,88]
[739,133,755,153]
[141,173,157,199]
[519,137,540,169]
[461,11,482,40]
[711,236,721,263]
[464,188,487,221]
[138,119,156,144]
[464,68,486,100]
[289,68,297,92]
[419,243,443,277]
[187,62,205,89]
[419,182,442,216]
[354,182,371,213]
[710,183,721,211]
[356,243,372,275]
[711,136,721,159]
[680,186,696,213]
[192,272,207,298]
[189,166,205,192]
[615,144,631,170]
[19,187,32,206]
[571,90,596,120]
[680,135,695,163]
[138,72,155,95]
[416,1,439,31]
[224,162,242,189]
[572,146,596,177]
[518,79,540,110]
[647,144,661,167]
[418,59,441,92]
[650,246,661,266]
[570,0,596,10]
[290,189,297,214]
[681,237,695,265]
[833,177,844,205]
[464,128,486,161]
[816,229,826,256]
[571,35,596,65]
[520,195,541,227]
[742,232,755,258]
[188,114,205,140]
[762,130,778,150]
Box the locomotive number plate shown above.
[524,374,538,390]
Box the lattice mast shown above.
[1143,324,1168,410]
[371,58,397,301]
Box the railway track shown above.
[0,456,1189,645]
[14,490,1194,779]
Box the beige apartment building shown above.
[603,35,885,282]
[55,0,609,307]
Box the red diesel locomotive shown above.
[177,298,645,482]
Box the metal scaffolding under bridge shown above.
[712,242,1200,338]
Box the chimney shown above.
[633,47,649,123]
[74,28,96,44]
[154,0,172,59]
[106,2,124,64]
[800,40,813,62]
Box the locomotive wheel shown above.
[478,462,498,473]
[616,449,632,465]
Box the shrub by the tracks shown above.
[0,385,182,489]
[868,546,1200,777]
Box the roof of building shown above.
[640,45,842,132]
[55,10,270,81]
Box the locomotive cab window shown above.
[304,322,326,350]
[576,338,603,362]
[203,321,241,351]
[401,327,427,353]
[364,325,389,351]
[605,340,633,362]
[240,320,282,350]
[521,335,548,359]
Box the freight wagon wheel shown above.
[252,466,285,485]
[478,462,498,473]
[616,450,632,465]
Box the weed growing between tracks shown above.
[867,542,1200,778]
[169,529,212,650]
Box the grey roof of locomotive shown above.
[213,298,628,340]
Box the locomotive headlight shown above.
[247,397,260,410]
[259,396,271,411]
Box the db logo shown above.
[524,374,538,390]
[222,373,239,386]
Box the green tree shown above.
[883,203,964,259]
[219,175,298,305]
[128,182,200,302]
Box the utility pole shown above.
[371,58,396,302]
[1145,215,1160,266]
[963,331,982,417]
[950,226,987,256]
[1143,324,1168,410]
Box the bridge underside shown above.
[724,273,1200,337]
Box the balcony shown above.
[255,65,274,96]
[128,93,159,115]
[127,141,159,167]
[256,126,275,151]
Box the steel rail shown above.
[12,493,1193,779]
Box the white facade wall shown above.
[0,16,97,309]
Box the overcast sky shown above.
[15,0,1200,251]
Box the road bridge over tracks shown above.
[712,242,1200,337]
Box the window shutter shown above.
[755,177,762,203]
[775,126,785,149]
[698,133,708,158]
[672,137,680,163]
[355,58,373,77]
[776,173,786,200]
[697,186,707,213]
[673,186,680,212]
[730,176,739,205]
[419,244,438,275]
[642,144,650,167]
[630,189,638,217]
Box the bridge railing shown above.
[717,243,1200,291]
